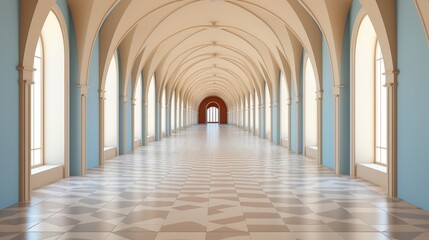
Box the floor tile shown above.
[0,125,427,239]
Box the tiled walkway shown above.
[1,125,429,240]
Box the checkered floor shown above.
[1,125,429,240]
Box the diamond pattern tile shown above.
[0,125,428,239]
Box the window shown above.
[375,42,387,165]
[265,83,271,138]
[255,91,259,132]
[30,10,67,169]
[148,74,156,137]
[250,95,254,130]
[134,75,143,140]
[304,56,317,153]
[207,106,219,123]
[161,87,166,135]
[31,38,44,168]
[171,92,175,132]
[280,71,289,142]
[104,55,119,149]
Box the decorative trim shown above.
[17,66,37,72]
[316,90,323,100]
[294,96,300,103]
[333,85,343,97]
[76,84,89,96]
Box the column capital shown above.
[17,65,36,72]
[333,85,343,97]
[295,96,300,103]
[384,69,400,76]
[384,69,399,87]
[98,89,106,100]
[316,90,323,100]
[18,79,34,85]
[76,84,89,97]
[121,95,128,103]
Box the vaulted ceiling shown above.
[65,0,353,109]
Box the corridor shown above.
[0,125,429,240]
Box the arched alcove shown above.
[352,14,388,192]
[147,74,156,142]
[104,54,119,160]
[304,56,318,159]
[133,74,143,147]
[198,97,227,124]
[28,7,69,193]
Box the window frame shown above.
[31,36,45,168]
[374,40,388,166]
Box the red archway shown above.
[198,96,227,124]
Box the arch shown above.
[198,97,228,124]
[19,4,70,201]
[280,71,290,148]
[303,55,318,159]
[103,53,119,160]
[161,87,167,137]
[206,102,220,123]
[147,74,156,141]
[265,82,271,139]
[133,74,143,147]
[351,11,393,195]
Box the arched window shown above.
[375,42,387,165]
[353,14,388,190]
[304,56,317,158]
[31,38,44,167]
[31,11,67,170]
[171,92,175,133]
[176,95,181,131]
[244,96,248,130]
[280,71,289,147]
[161,87,166,137]
[250,94,254,131]
[206,106,219,123]
[255,91,259,133]
[180,100,184,129]
[147,74,156,139]
[265,83,271,139]
[104,54,119,154]
[134,75,143,143]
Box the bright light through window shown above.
[207,107,219,123]
[31,37,44,168]
[375,41,388,165]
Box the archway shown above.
[352,13,389,192]
[198,97,227,124]
[206,102,220,123]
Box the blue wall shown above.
[66,2,82,176]
[290,54,304,154]
[86,36,100,169]
[397,0,429,210]
[0,0,19,209]
[118,52,133,154]
[322,39,335,170]
[337,2,359,175]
